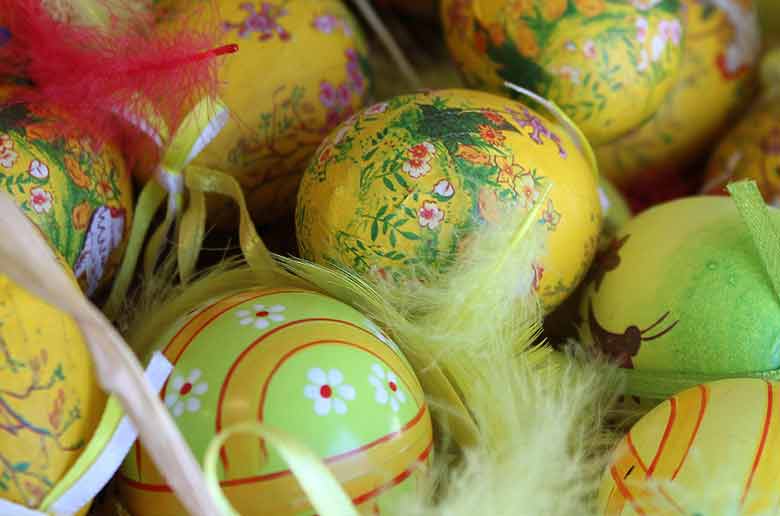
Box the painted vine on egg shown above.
[298,93,563,290]
[0,338,85,508]
[443,0,683,143]
[222,1,372,190]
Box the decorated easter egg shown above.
[441,0,685,146]
[596,0,759,190]
[702,50,780,203]
[0,103,133,296]
[544,176,630,342]
[296,89,602,312]
[701,100,780,203]
[579,196,780,401]
[150,0,371,226]
[599,378,780,514]
[118,287,432,515]
[0,273,106,509]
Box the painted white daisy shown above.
[165,369,208,418]
[369,364,406,412]
[304,368,355,416]
[28,159,49,180]
[236,304,286,329]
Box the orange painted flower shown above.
[478,124,506,146]
[510,0,535,17]
[495,156,525,186]
[514,21,539,58]
[574,0,605,17]
[488,22,505,46]
[474,30,488,54]
[65,155,91,189]
[72,201,91,230]
[482,110,506,125]
[542,0,568,21]
[456,144,491,166]
[478,187,502,224]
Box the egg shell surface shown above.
[599,378,780,515]
[579,196,780,384]
[0,273,105,509]
[296,88,601,311]
[441,0,685,145]
[118,287,432,515]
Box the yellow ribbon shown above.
[104,98,230,319]
[203,423,359,516]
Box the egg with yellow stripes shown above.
[599,378,780,515]
[118,287,432,515]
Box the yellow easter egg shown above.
[0,103,133,296]
[296,89,602,311]
[701,49,780,203]
[154,0,370,226]
[0,273,105,509]
[701,99,780,203]
[441,0,685,145]
[596,0,759,189]
[118,287,432,515]
[599,378,780,514]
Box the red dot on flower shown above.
[256,310,269,317]
[320,385,333,398]
[388,381,398,392]
[180,383,192,396]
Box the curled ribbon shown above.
[104,97,274,319]
[203,423,359,516]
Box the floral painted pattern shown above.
[441,0,685,145]
[165,369,209,418]
[369,364,406,412]
[296,90,596,309]
[0,103,130,295]
[224,0,371,207]
[0,133,17,168]
[236,303,286,329]
[223,2,291,41]
[304,367,355,416]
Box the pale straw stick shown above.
[0,193,220,516]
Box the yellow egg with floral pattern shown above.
[0,103,133,297]
[701,48,780,203]
[296,89,602,312]
[0,272,105,511]
[596,0,759,190]
[151,0,371,226]
[441,0,685,146]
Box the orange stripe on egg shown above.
[671,385,708,480]
[741,381,780,513]
[742,381,773,504]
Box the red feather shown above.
[0,0,236,162]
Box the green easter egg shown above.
[579,195,780,399]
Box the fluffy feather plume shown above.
[279,185,554,446]
[0,0,233,155]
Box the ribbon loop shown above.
[105,98,232,315]
[203,422,359,516]
[727,180,780,304]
